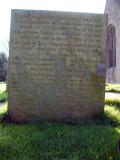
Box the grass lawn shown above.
[106,83,120,92]
[0,83,120,159]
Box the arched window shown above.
[107,24,116,67]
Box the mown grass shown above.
[106,83,120,92]
[0,103,119,159]
[0,121,119,160]
[0,83,119,159]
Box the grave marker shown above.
[8,10,107,123]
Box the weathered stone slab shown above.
[8,10,107,123]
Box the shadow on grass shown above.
[82,114,119,127]
[1,109,119,127]
[106,90,120,93]
[55,112,120,127]
[1,99,120,127]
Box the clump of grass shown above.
[104,97,120,126]
[105,105,120,126]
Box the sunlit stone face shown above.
[8,10,107,123]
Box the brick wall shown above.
[105,0,120,83]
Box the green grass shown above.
[0,82,8,117]
[106,83,120,92]
[0,91,8,103]
[0,83,119,159]
[0,100,119,159]
[0,102,7,116]
[0,121,119,160]
[105,98,120,106]
[0,82,7,103]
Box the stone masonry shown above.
[8,10,107,123]
[105,0,120,83]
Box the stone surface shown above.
[105,0,120,83]
[8,10,107,123]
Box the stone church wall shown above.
[105,0,120,83]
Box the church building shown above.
[105,0,120,83]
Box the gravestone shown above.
[8,10,107,123]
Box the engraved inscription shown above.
[8,10,107,122]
